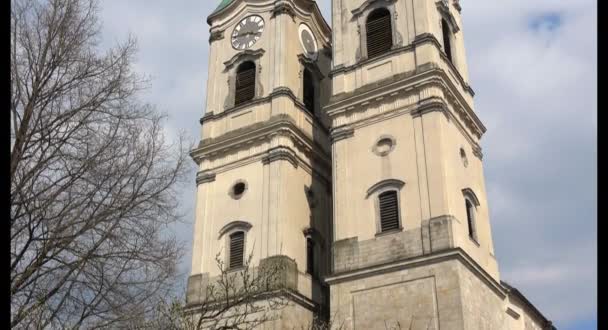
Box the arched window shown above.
[366,8,393,59]
[462,188,480,243]
[229,231,245,269]
[306,237,315,275]
[379,190,400,232]
[234,61,256,106]
[441,18,453,63]
[465,199,476,240]
[303,68,315,114]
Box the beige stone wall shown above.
[330,0,474,107]
[330,92,498,281]
[439,108,500,279]
[329,259,465,330]
[457,261,508,329]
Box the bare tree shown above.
[10,0,191,328]
[127,253,291,330]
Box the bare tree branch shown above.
[10,0,191,328]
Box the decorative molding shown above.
[209,29,224,43]
[272,2,296,19]
[372,135,397,157]
[196,171,216,185]
[411,96,449,118]
[351,0,397,18]
[506,307,521,319]
[329,33,475,98]
[326,66,485,140]
[223,49,266,71]
[330,125,354,143]
[218,220,253,239]
[436,0,460,33]
[472,146,484,160]
[501,281,556,329]
[298,54,325,80]
[200,111,215,124]
[262,147,299,168]
[453,0,462,12]
[366,179,405,198]
[462,188,480,206]
[325,247,507,299]
[191,115,332,177]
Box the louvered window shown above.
[466,199,476,240]
[379,191,400,232]
[366,8,393,59]
[229,231,245,269]
[441,19,453,63]
[306,237,314,275]
[303,69,315,114]
[235,61,256,106]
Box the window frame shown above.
[351,0,400,62]
[234,61,256,106]
[461,188,480,244]
[218,221,252,271]
[228,231,246,270]
[222,49,265,110]
[365,8,394,59]
[366,179,406,235]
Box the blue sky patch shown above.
[529,12,563,32]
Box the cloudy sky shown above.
[99,1,596,329]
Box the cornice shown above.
[218,220,253,239]
[329,33,474,98]
[501,281,556,329]
[351,0,397,18]
[195,171,216,185]
[261,146,298,168]
[271,1,296,19]
[325,66,485,139]
[324,247,506,299]
[365,179,406,198]
[329,125,354,143]
[200,87,330,135]
[191,114,330,168]
[223,49,265,71]
[209,29,224,43]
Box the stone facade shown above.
[188,0,554,328]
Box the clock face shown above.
[231,15,264,50]
[298,24,318,60]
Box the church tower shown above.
[188,0,555,328]
[187,0,333,327]
[325,0,553,329]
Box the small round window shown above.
[373,136,396,156]
[229,181,247,199]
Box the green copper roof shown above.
[212,0,234,14]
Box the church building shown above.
[186,0,555,328]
